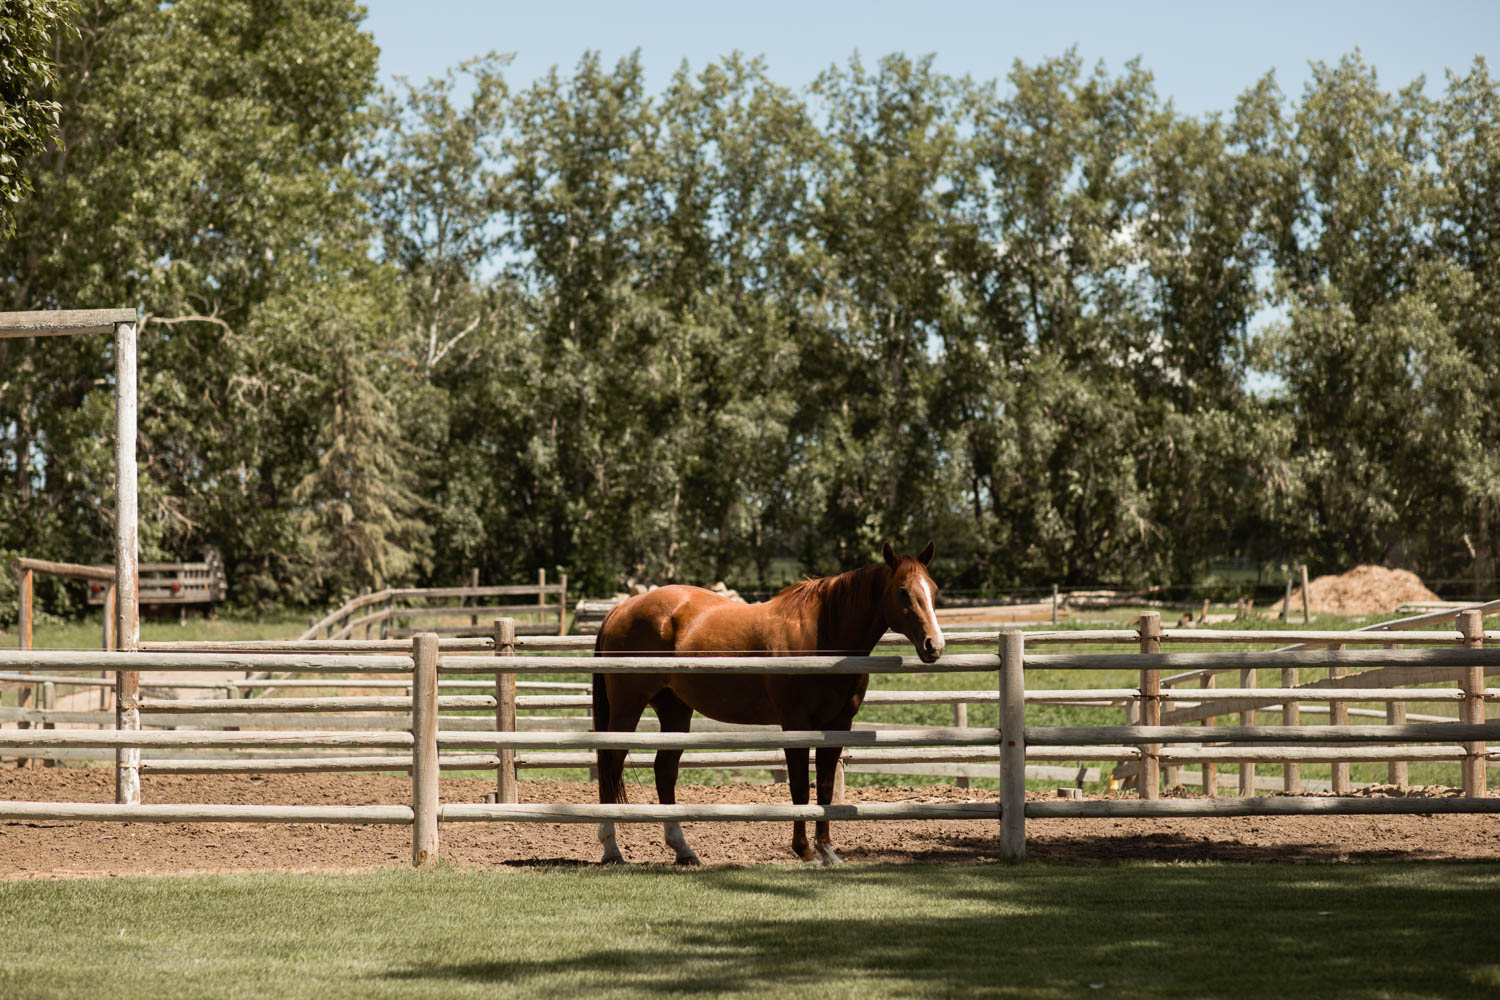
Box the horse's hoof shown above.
[599,850,626,866]
[817,846,844,867]
[674,852,702,867]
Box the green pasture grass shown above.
[21,611,311,650]
[2,862,1498,999]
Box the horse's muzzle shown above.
[917,636,945,663]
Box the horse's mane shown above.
[772,562,888,617]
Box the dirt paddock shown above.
[3,769,1499,879]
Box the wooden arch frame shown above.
[2,309,142,802]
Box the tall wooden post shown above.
[1458,611,1486,798]
[1137,612,1162,799]
[999,630,1026,860]
[1299,564,1311,623]
[557,572,568,635]
[494,617,518,803]
[114,319,141,806]
[411,633,440,868]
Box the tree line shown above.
[2,0,1498,620]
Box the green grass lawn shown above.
[2,862,1498,999]
[20,611,315,650]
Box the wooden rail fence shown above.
[2,616,1498,866]
[299,572,567,642]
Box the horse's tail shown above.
[592,629,625,804]
[592,629,608,734]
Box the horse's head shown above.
[879,540,945,664]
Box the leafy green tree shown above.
[802,54,965,567]
[649,55,821,585]
[1246,55,1445,571]
[1417,58,1500,592]
[501,51,672,588]
[0,0,71,236]
[1,0,384,608]
[289,271,432,593]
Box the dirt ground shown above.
[3,769,1499,879]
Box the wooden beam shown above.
[0,309,137,339]
[1026,797,1500,818]
[13,557,116,582]
[0,802,413,823]
[439,802,1001,823]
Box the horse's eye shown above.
[898,588,910,601]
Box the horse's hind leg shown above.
[783,746,817,862]
[597,682,653,865]
[651,690,699,866]
[813,745,844,866]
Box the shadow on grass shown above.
[381,863,1500,997]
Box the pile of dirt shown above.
[1273,565,1441,616]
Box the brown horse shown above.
[592,541,944,866]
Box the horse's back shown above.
[598,585,731,653]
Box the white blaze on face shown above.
[916,577,938,630]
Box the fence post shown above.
[1384,640,1406,788]
[1200,671,1218,796]
[1238,666,1257,796]
[1299,564,1311,624]
[17,564,33,768]
[18,564,33,650]
[1329,645,1348,795]
[1282,661,1302,794]
[558,572,568,636]
[102,584,117,652]
[999,629,1026,860]
[1137,612,1161,799]
[411,632,440,869]
[1051,584,1058,625]
[953,701,970,789]
[469,567,480,628]
[1458,610,1486,798]
[494,617,518,804]
[41,680,55,768]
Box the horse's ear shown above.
[917,540,935,566]
[882,541,898,569]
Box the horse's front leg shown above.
[783,746,816,862]
[813,745,844,866]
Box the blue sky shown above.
[361,0,1495,117]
